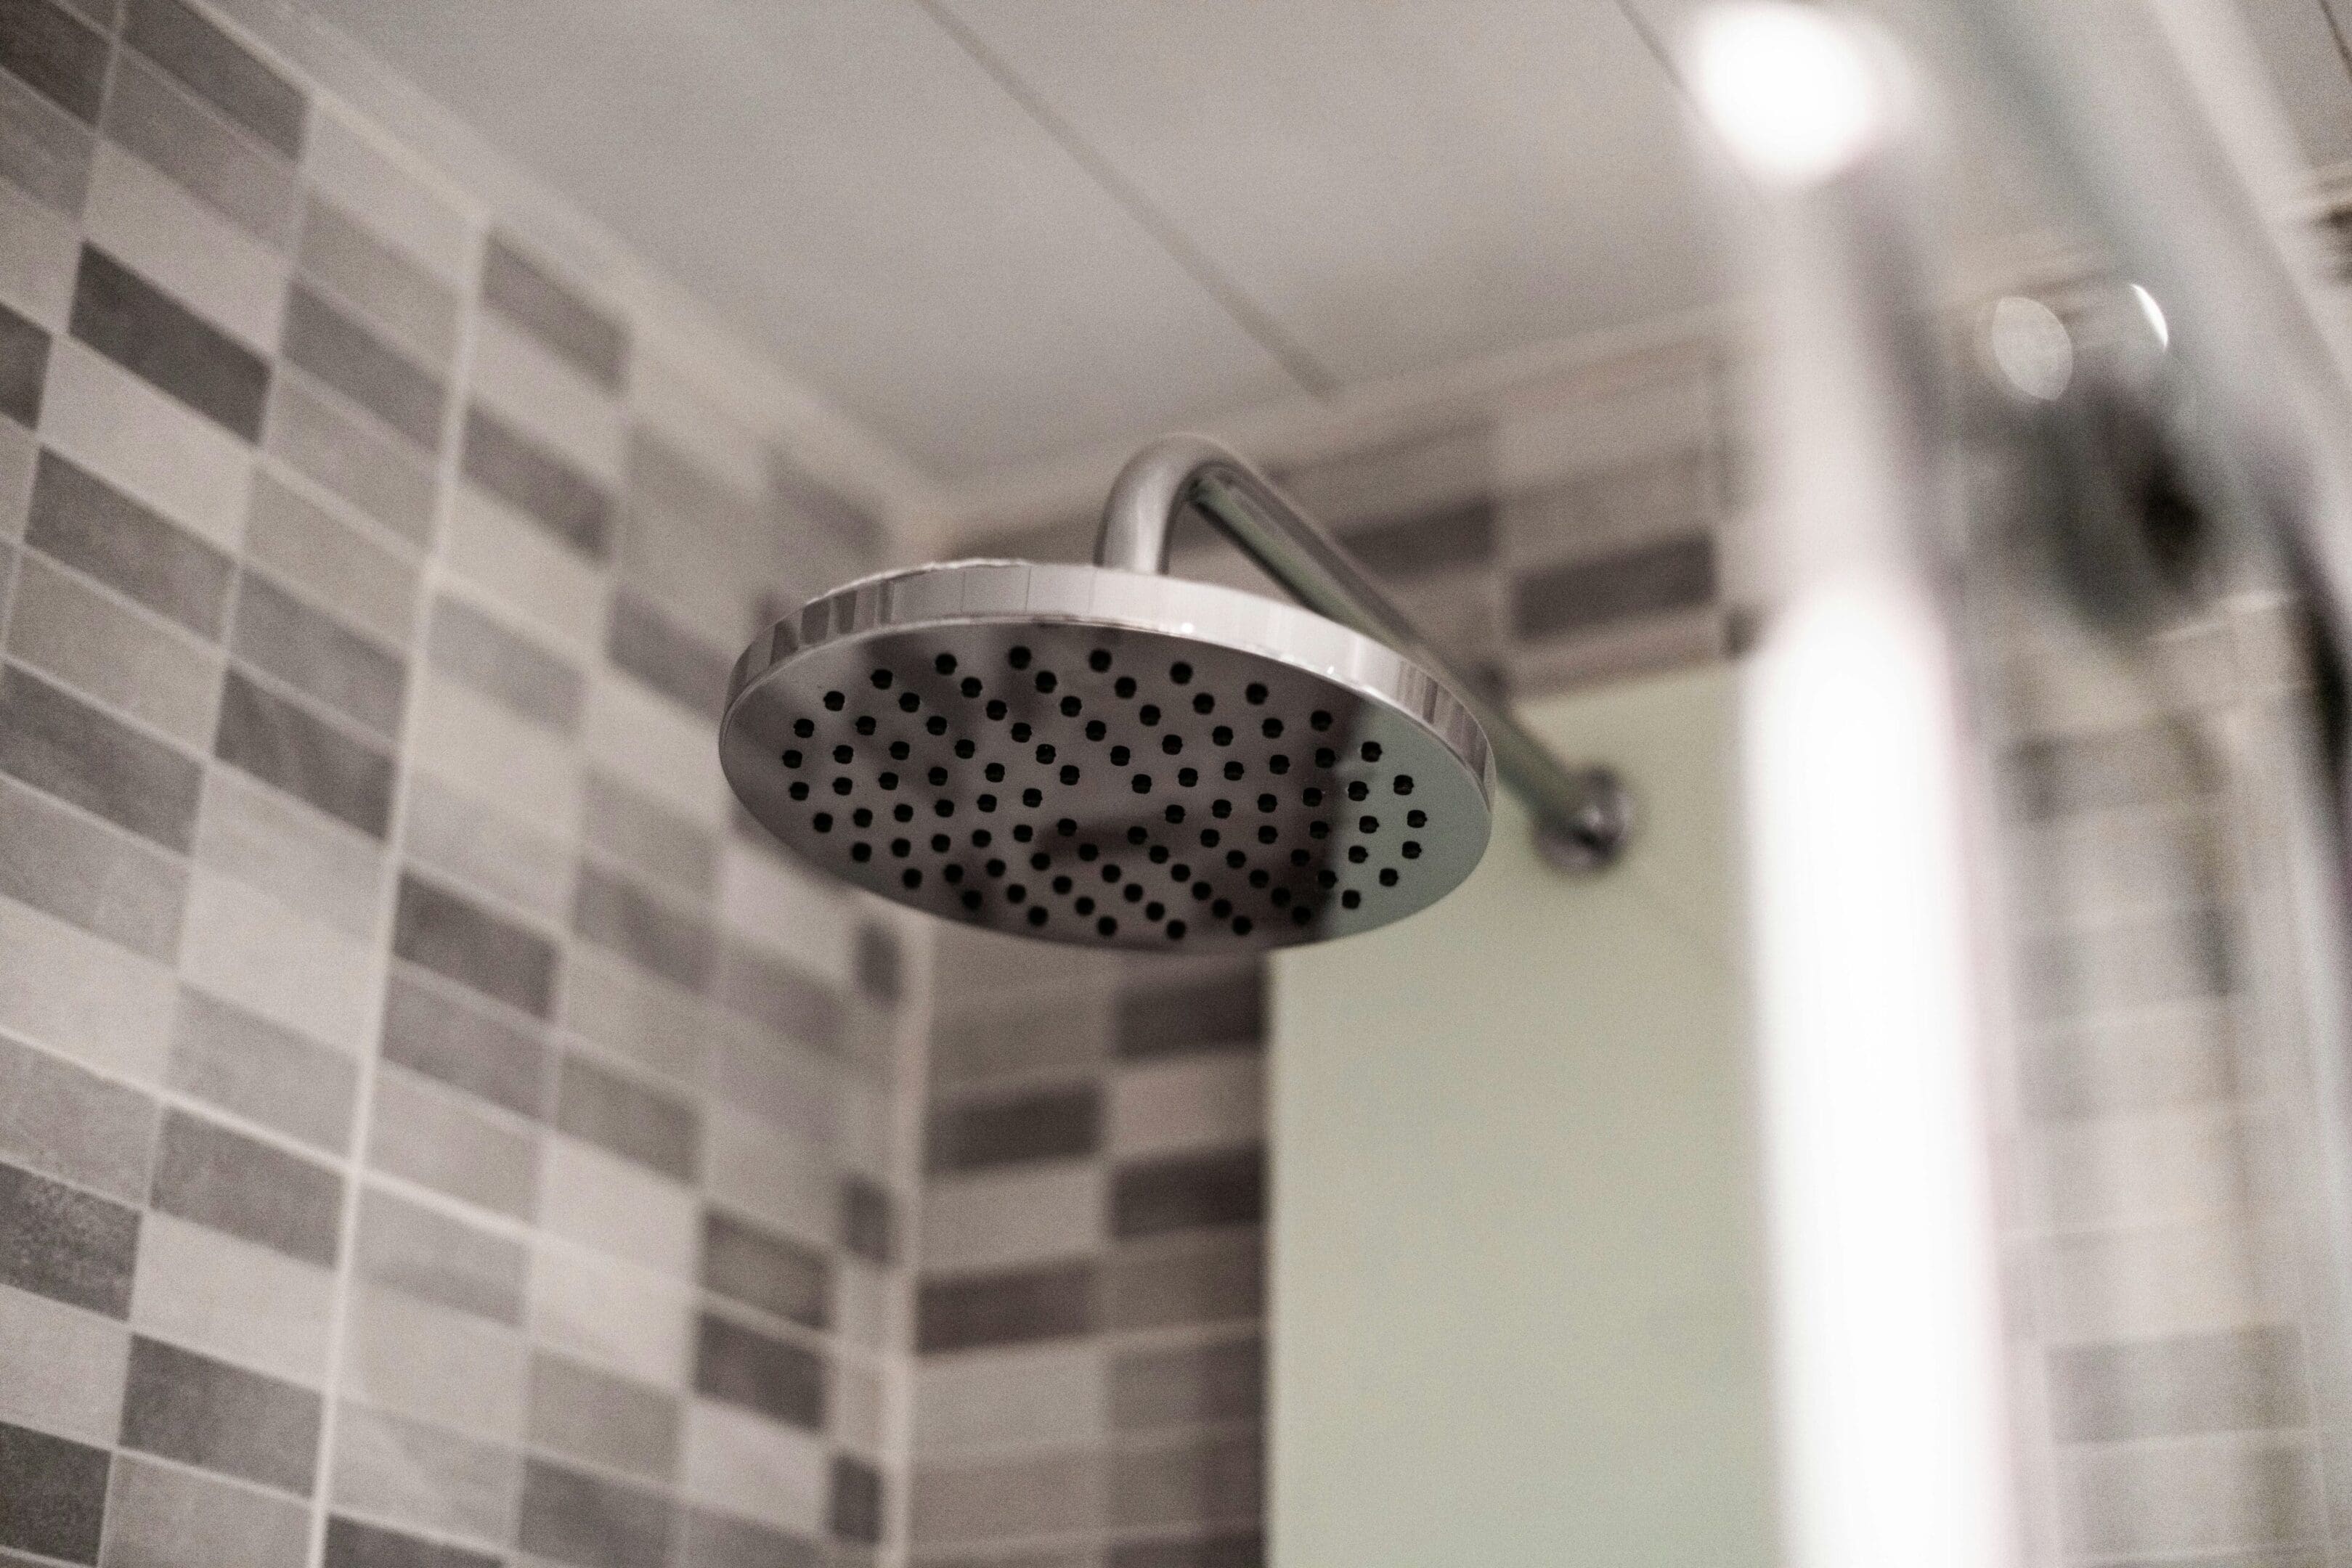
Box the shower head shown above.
[722,434,1628,952]
[720,558,1493,952]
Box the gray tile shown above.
[584,771,714,905]
[327,1401,518,1549]
[380,966,550,1119]
[356,1185,529,1325]
[118,1333,320,1495]
[516,1455,673,1568]
[854,922,899,1005]
[526,1351,679,1484]
[102,1450,309,1568]
[573,862,714,995]
[324,1514,500,1568]
[461,404,611,559]
[927,1084,1100,1174]
[479,236,627,392]
[1110,1338,1262,1432]
[829,1455,883,1545]
[712,942,841,1054]
[266,369,437,544]
[0,0,106,124]
[0,1418,109,1564]
[909,1452,1102,1550]
[282,285,444,452]
[1508,533,1714,643]
[0,64,91,214]
[213,666,394,838]
[365,1065,540,1221]
[27,449,233,638]
[1115,966,1263,1061]
[608,591,729,719]
[2025,905,2236,1022]
[840,1176,892,1267]
[0,661,203,851]
[1106,1534,1262,1568]
[1107,1432,1261,1532]
[0,1281,129,1447]
[392,873,558,1021]
[0,771,186,960]
[149,1106,342,1267]
[2061,1435,2323,1557]
[0,1034,154,1202]
[2051,1326,2308,1442]
[296,196,459,374]
[7,550,224,746]
[121,0,306,158]
[168,986,356,1154]
[70,245,269,440]
[190,762,383,939]
[0,298,45,425]
[0,418,32,531]
[245,469,420,649]
[692,1311,825,1432]
[701,1208,829,1331]
[0,1159,138,1315]
[1104,1230,1261,1332]
[100,52,295,245]
[1335,497,1495,583]
[916,1262,1094,1353]
[1111,1147,1264,1240]
[229,571,407,741]
[554,1051,699,1183]
[675,1507,824,1568]
[930,992,1112,1093]
[423,592,579,732]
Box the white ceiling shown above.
[296,0,2352,499]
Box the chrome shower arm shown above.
[1099,434,1632,870]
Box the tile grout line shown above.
[298,135,494,1568]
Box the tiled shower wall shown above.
[0,4,918,1568]
[910,359,1738,1568]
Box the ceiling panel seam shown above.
[909,0,1342,400]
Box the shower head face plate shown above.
[722,560,1494,952]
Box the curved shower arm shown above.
[1098,434,1633,871]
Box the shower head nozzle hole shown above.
[871,669,892,689]
[1089,650,1112,672]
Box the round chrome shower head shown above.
[721,560,1494,952]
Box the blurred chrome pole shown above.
[1688,8,2021,1567]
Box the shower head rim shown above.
[726,558,1496,798]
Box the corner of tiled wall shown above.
[0,2,929,1565]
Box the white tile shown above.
[37,340,253,552]
[401,769,574,926]
[2024,1105,2251,1234]
[558,948,707,1090]
[341,1282,529,1441]
[304,110,477,285]
[913,1343,1103,1459]
[0,894,176,1083]
[680,1397,829,1535]
[193,766,387,941]
[130,1212,336,1387]
[0,176,79,330]
[540,1135,698,1278]
[702,1102,836,1254]
[407,670,582,842]
[835,1358,885,1458]
[178,867,378,1053]
[717,843,851,989]
[529,1241,693,1388]
[83,144,287,354]
[835,1072,892,1183]
[443,484,609,656]
[1108,1055,1264,1158]
[0,1283,129,1445]
[705,1021,839,1151]
[834,1257,896,1356]
[329,1399,520,1549]
[582,670,728,828]
[468,312,624,486]
[921,1163,1102,1276]
[2036,1218,2298,1344]
[628,354,770,502]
